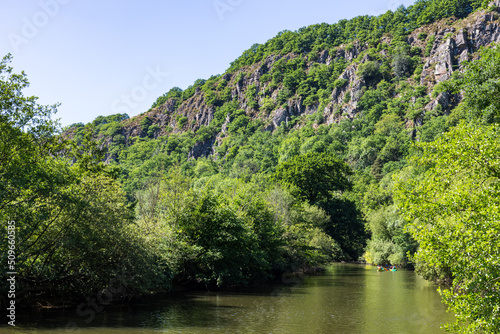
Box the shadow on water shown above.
[6,295,241,330]
[0,264,453,334]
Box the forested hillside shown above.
[66,0,499,266]
[2,0,500,332]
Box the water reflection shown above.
[0,264,453,334]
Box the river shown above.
[1,264,453,333]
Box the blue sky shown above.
[1,0,415,127]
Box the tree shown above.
[0,55,164,306]
[392,51,413,79]
[394,122,500,333]
[135,172,285,288]
[319,196,368,260]
[357,61,382,83]
[363,205,417,266]
[0,54,59,210]
[274,152,352,204]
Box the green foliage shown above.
[363,205,416,265]
[10,0,495,311]
[277,89,292,104]
[419,115,449,142]
[417,32,428,40]
[151,86,182,109]
[357,61,381,82]
[140,116,152,133]
[135,171,340,287]
[0,54,60,217]
[425,34,436,56]
[416,0,483,25]
[260,73,271,83]
[204,90,218,106]
[147,124,160,138]
[450,44,500,123]
[93,113,129,126]
[274,152,352,204]
[176,116,189,129]
[0,56,166,306]
[333,78,348,88]
[392,51,413,79]
[227,110,250,134]
[228,0,483,72]
[266,187,343,265]
[261,97,276,112]
[245,84,259,109]
[394,122,500,332]
[344,91,351,103]
[318,196,368,260]
[364,239,405,265]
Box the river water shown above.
[1,264,453,333]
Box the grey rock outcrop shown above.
[425,92,451,112]
[420,8,500,86]
[188,136,216,159]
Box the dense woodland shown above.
[2,0,500,332]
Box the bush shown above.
[392,54,413,79]
[140,116,152,134]
[261,97,276,112]
[344,91,351,103]
[333,78,348,88]
[148,124,160,138]
[425,34,436,56]
[177,116,188,129]
[417,32,428,41]
[357,61,381,82]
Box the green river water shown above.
[1,264,454,334]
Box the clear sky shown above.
[1,0,415,127]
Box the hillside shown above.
[65,1,499,197]
[71,1,498,154]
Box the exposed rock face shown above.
[420,27,455,84]
[188,136,216,159]
[470,12,500,48]
[271,108,289,129]
[324,64,364,120]
[318,50,329,63]
[419,8,500,86]
[425,92,451,112]
[454,30,471,68]
[164,7,500,132]
[427,38,455,83]
[176,97,215,130]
